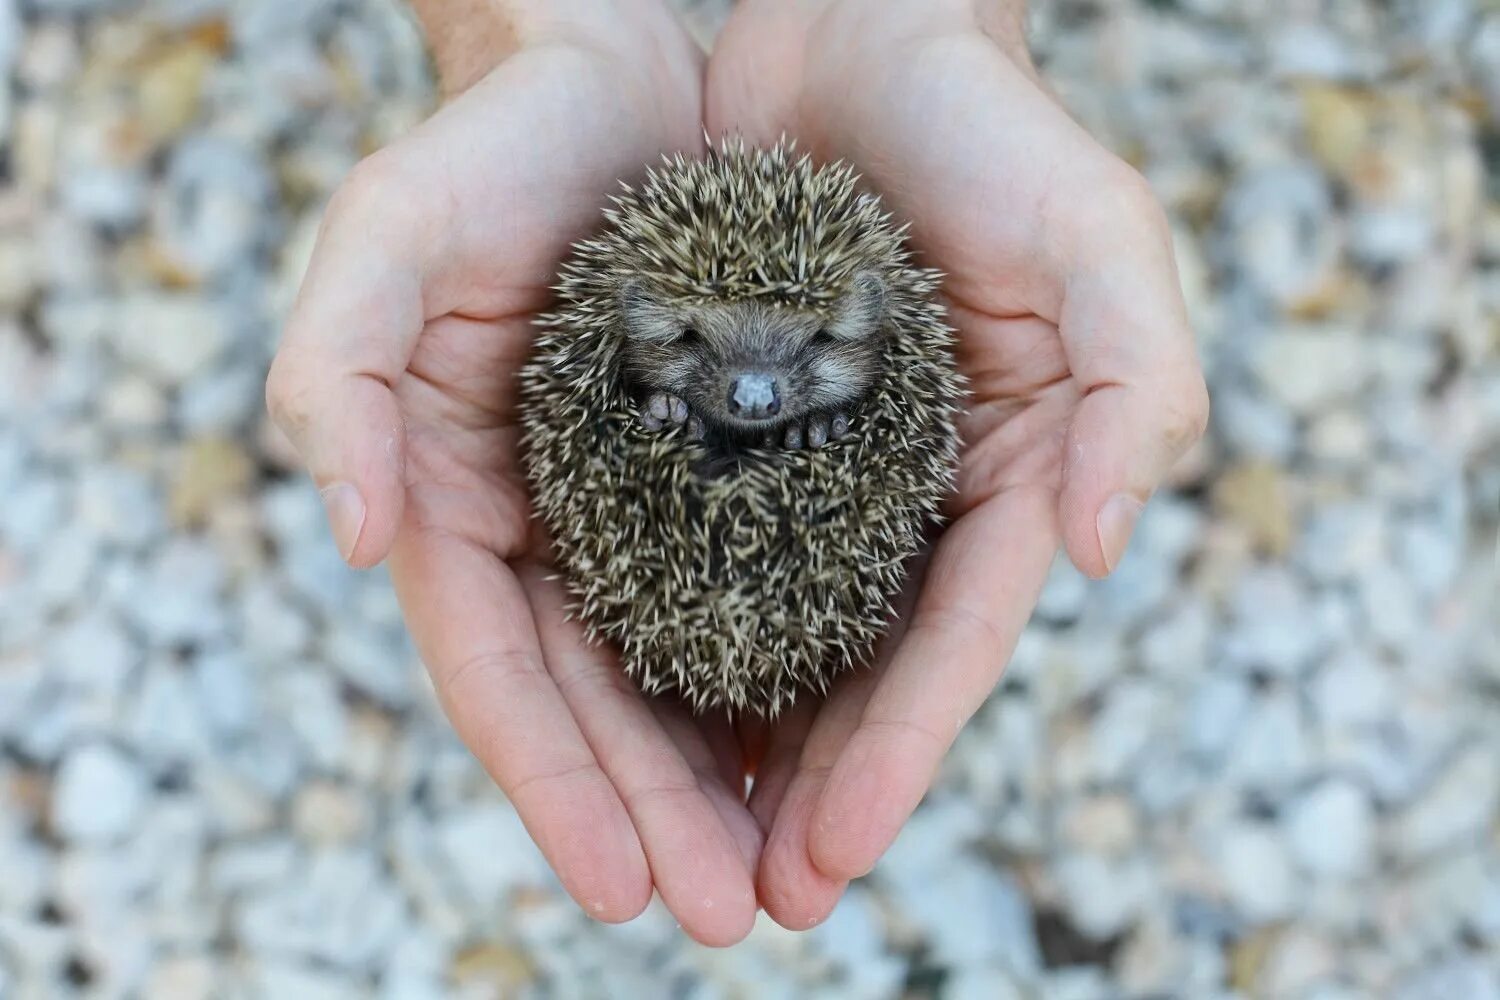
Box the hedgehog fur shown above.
[519,140,962,716]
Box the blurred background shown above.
[0,0,1496,997]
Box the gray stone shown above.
[1390,745,1500,860]
[127,662,214,765]
[946,969,1026,1000]
[900,859,1041,973]
[1222,567,1325,676]
[154,134,274,281]
[1035,555,1088,623]
[1285,778,1376,878]
[1210,386,1298,461]
[177,366,266,435]
[1084,680,1166,783]
[193,651,260,739]
[1221,165,1339,309]
[1183,673,1252,764]
[114,294,229,387]
[1224,690,1313,793]
[1394,958,1500,1000]
[121,539,228,648]
[811,886,905,998]
[233,849,407,970]
[74,464,163,548]
[1054,853,1157,941]
[46,611,138,698]
[1138,597,1212,680]
[1216,823,1298,922]
[1311,648,1395,731]
[59,166,148,230]
[52,743,149,845]
[1252,326,1370,415]
[434,804,556,912]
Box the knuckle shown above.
[323,150,423,235]
[263,352,312,433]
[438,647,545,702]
[1106,162,1170,233]
[323,148,449,264]
[1052,155,1173,254]
[858,715,948,755]
[1158,377,1211,455]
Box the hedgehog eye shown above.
[679,326,700,343]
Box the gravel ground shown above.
[1,0,1497,997]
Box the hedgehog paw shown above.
[780,412,851,450]
[640,392,690,432]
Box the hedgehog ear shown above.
[825,271,887,341]
[618,279,682,343]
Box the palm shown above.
[703,0,1205,927]
[272,34,774,946]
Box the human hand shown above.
[705,0,1210,927]
[266,1,767,945]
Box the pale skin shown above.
[266,0,1208,947]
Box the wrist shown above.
[411,0,688,99]
[973,0,1034,71]
[411,0,522,97]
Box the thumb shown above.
[1059,381,1207,579]
[1052,179,1210,579]
[266,163,432,569]
[266,364,407,570]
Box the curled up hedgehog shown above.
[519,140,963,717]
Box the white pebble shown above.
[1216,824,1297,922]
[1285,778,1376,878]
[52,742,149,844]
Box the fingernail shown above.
[320,482,366,563]
[1096,493,1144,574]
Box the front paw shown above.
[775,412,852,450]
[639,393,704,440]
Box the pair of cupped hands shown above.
[265,0,1208,945]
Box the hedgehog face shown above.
[617,272,888,438]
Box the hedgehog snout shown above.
[728,373,782,420]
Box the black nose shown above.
[728,373,781,419]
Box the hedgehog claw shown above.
[686,415,705,440]
[769,414,850,450]
[642,393,691,433]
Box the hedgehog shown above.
[519,139,962,716]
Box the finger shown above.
[649,702,765,884]
[1054,178,1209,578]
[704,2,820,143]
[754,673,876,929]
[746,548,927,836]
[758,774,848,930]
[389,529,651,923]
[745,702,817,834]
[521,566,759,947]
[692,707,749,795]
[807,485,1058,881]
[266,158,440,569]
[753,544,932,920]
